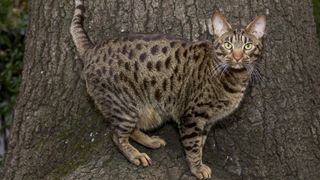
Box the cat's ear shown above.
[245,16,266,39]
[211,12,232,37]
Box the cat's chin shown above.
[230,64,244,69]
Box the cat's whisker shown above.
[212,64,226,76]
[246,65,263,84]
[254,68,263,82]
[219,65,229,80]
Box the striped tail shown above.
[70,0,93,57]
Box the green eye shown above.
[223,42,233,50]
[244,43,253,50]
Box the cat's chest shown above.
[209,93,245,121]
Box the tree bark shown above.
[3,0,320,179]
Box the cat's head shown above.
[211,12,266,70]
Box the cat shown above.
[70,0,266,179]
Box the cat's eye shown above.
[223,42,233,50]
[244,43,253,50]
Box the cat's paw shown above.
[129,152,152,167]
[148,136,166,149]
[191,164,212,179]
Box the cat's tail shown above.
[70,0,93,57]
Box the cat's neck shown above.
[218,67,249,94]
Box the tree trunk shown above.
[3,0,320,179]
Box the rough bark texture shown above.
[3,0,320,179]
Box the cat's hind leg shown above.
[130,128,166,149]
[112,119,152,167]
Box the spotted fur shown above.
[70,1,266,179]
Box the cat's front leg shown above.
[179,116,212,179]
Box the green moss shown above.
[313,0,320,43]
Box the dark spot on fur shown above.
[147,61,153,70]
[101,83,107,88]
[134,72,139,82]
[175,49,181,64]
[194,53,200,62]
[162,79,167,91]
[155,89,161,101]
[170,75,174,90]
[95,57,100,63]
[165,56,171,69]
[143,78,148,89]
[181,132,198,141]
[194,112,209,119]
[75,4,85,13]
[103,54,107,63]
[128,50,134,60]
[183,50,188,58]
[119,72,126,82]
[184,122,196,128]
[170,42,176,48]
[136,44,142,50]
[140,53,147,62]
[216,52,224,56]
[156,61,162,71]
[192,149,199,153]
[162,46,168,54]
[151,78,157,86]
[194,127,202,132]
[118,59,123,66]
[134,61,139,71]
[125,62,131,71]
[174,66,179,74]
[150,45,159,55]
[185,146,192,151]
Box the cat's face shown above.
[211,13,266,70]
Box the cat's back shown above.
[94,33,191,65]
[83,33,197,114]
[84,33,195,86]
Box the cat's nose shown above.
[233,49,243,61]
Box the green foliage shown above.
[0,1,27,132]
[313,0,320,41]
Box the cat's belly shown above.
[137,105,164,130]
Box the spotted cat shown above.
[70,0,266,179]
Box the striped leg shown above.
[179,118,212,179]
[112,117,152,167]
[130,128,166,149]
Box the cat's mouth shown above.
[230,63,244,69]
